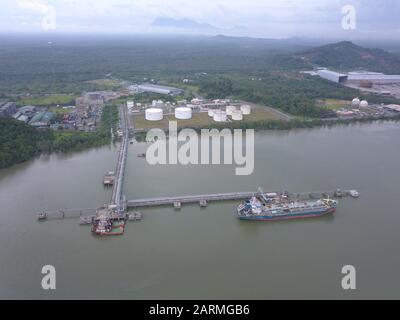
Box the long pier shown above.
[127,189,356,209]
[110,104,129,212]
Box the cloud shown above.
[0,0,398,40]
[17,0,49,14]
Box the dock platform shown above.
[127,189,357,209]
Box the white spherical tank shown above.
[231,110,243,121]
[240,105,251,115]
[360,100,369,108]
[226,105,237,116]
[145,108,163,121]
[156,100,164,108]
[213,110,227,122]
[352,98,361,107]
[208,109,215,117]
[175,107,192,120]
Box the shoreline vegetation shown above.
[0,104,118,170]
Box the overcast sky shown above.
[1,0,399,40]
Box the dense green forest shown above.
[198,73,400,117]
[0,104,119,169]
[0,35,311,96]
[0,118,53,169]
[293,41,400,74]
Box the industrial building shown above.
[316,69,348,83]
[0,102,17,117]
[347,72,400,83]
[137,84,183,96]
[313,69,400,85]
[240,105,251,115]
[29,111,54,127]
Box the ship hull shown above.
[238,208,336,221]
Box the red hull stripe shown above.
[239,208,336,221]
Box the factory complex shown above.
[302,68,400,100]
[327,97,400,120]
[126,97,253,124]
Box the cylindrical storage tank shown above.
[208,109,215,117]
[352,98,360,107]
[360,100,369,108]
[226,105,237,116]
[156,100,164,108]
[175,107,192,120]
[145,108,163,121]
[232,110,243,121]
[213,111,227,122]
[240,105,251,115]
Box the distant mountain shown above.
[152,17,217,30]
[293,41,400,74]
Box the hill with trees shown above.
[293,41,400,74]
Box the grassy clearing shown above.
[17,94,76,107]
[132,106,280,130]
[85,79,122,89]
[316,98,351,110]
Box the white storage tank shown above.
[352,98,360,107]
[156,100,164,108]
[175,107,192,120]
[240,105,251,115]
[226,105,237,116]
[145,108,164,121]
[213,110,227,122]
[231,110,243,121]
[208,109,215,117]
[360,100,369,108]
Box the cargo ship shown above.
[237,193,337,221]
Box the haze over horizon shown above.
[0,0,399,41]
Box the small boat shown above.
[349,190,360,198]
[334,189,343,198]
[37,212,47,221]
[80,216,94,225]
